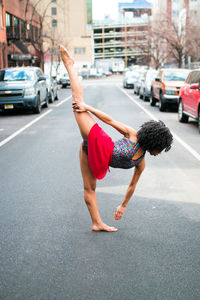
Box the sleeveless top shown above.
[110,137,145,169]
[82,137,145,170]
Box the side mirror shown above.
[155,77,161,82]
[190,83,199,89]
[38,76,46,81]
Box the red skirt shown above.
[88,123,114,180]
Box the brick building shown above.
[0,0,7,68]
[5,0,42,67]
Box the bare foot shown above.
[58,44,74,67]
[92,223,118,232]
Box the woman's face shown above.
[150,150,162,156]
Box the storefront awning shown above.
[12,40,29,54]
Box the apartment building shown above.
[0,0,7,68]
[30,0,93,71]
[5,0,41,67]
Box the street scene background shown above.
[0,0,200,299]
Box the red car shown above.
[178,69,200,133]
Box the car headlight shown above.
[25,87,36,96]
[164,86,176,95]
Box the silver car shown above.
[123,71,139,89]
[139,69,158,101]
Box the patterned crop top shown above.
[110,138,145,169]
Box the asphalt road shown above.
[0,76,200,300]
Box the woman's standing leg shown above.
[79,146,117,232]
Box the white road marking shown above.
[118,86,200,162]
[0,109,52,148]
[0,129,4,131]
[54,95,72,107]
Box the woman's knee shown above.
[84,184,96,194]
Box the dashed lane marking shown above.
[118,86,200,162]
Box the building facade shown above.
[5,0,42,67]
[152,0,200,23]
[93,21,149,67]
[93,1,152,67]
[30,0,93,73]
[0,0,7,68]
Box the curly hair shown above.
[137,120,173,153]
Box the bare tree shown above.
[130,21,169,69]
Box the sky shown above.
[92,0,152,20]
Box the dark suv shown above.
[0,67,48,113]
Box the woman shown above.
[59,45,173,232]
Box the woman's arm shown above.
[73,102,135,137]
[114,158,145,220]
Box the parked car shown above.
[59,73,70,88]
[134,70,147,95]
[123,71,139,89]
[178,69,200,132]
[150,68,190,111]
[0,67,48,113]
[46,76,59,103]
[139,69,158,101]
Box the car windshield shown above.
[0,69,35,82]
[163,70,189,81]
[130,75,138,79]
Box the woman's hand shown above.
[72,101,87,112]
[114,205,126,221]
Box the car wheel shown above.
[143,90,147,101]
[55,89,58,100]
[159,93,166,112]
[139,92,143,99]
[150,91,156,106]
[178,100,188,123]
[43,91,49,108]
[198,108,200,133]
[33,95,41,114]
[49,91,54,103]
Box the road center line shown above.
[118,86,200,162]
[0,109,52,148]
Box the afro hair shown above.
[137,120,173,153]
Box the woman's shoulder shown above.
[124,127,138,142]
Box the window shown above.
[51,7,57,15]
[52,0,56,2]
[188,71,200,84]
[52,19,57,27]
[6,13,12,26]
[74,47,86,54]
[6,13,13,39]
[14,17,20,39]
[21,20,25,40]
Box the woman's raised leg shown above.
[79,145,117,232]
[59,44,95,140]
